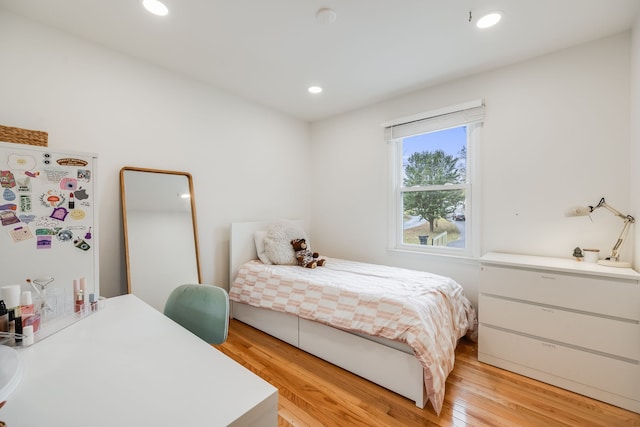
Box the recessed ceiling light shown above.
[143,0,169,17]
[308,86,323,94]
[476,11,502,29]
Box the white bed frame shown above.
[229,221,427,408]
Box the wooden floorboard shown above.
[215,320,640,426]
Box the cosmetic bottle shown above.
[23,312,41,333]
[0,284,21,311]
[21,291,34,317]
[89,293,97,312]
[74,288,84,314]
[13,306,22,344]
[7,308,15,335]
[0,300,8,332]
[9,306,22,344]
[22,325,34,346]
[80,277,87,295]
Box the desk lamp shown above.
[566,197,635,268]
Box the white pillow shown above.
[254,231,272,264]
[263,220,307,265]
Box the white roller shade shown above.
[384,100,485,140]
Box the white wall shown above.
[632,15,640,268]
[310,33,633,307]
[2,8,635,310]
[0,10,312,298]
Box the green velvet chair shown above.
[163,284,230,344]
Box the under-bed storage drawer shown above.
[298,318,424,406]
[479,325,640,401]
[232,302,299,346]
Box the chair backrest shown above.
[163,284,230,344]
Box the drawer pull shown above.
[540,275,556,280]
[541,308,555,314]
[541,342,556,350]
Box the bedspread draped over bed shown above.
[229,257,477,414]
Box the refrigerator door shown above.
[0,141,98,325]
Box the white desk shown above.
[0,294,278,426]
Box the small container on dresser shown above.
[478,252,640,413]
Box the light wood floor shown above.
[215,320,640,426]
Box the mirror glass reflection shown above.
[120,167,201,311]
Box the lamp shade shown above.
[565,206,592,217]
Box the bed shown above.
[228,220,477,414]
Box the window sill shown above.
[387,247,480,265]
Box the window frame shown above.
[385,101,484,258]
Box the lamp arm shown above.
[591,197,635,222]
[607,219,632,261]
[598,201,636,223]
[589,198,635,262]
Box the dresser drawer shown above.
[479,294,640,361]
[479,325,640,400]
[481,265,640,320]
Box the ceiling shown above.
[1,0,639,122]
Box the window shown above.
[385,101,484,256]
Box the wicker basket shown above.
[0,125,48,147]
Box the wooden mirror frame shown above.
[120,167,201,310]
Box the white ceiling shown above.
[1,0,639,122]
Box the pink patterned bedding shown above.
[229,257,477,414]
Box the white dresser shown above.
[479,252,640,413]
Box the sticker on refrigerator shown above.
[67,193,75,209]
[7,154,37,171]
[39,190,66,207]
[50,207,69,221]
[8,225,33,242]
[0,170,16,188]
[19,195,32,212]
[0,210,19,226]
[57,158,88,167]
[44,168,69,183]
[60,177,77,191]
[2,188,16,201]
[74,187,89,200]
[68,209,86,220]
[74,238,90,251]
[77,169,91,182]
[19,214,36,224]
[16,177,32,192]
[37,235,52,249]
[56,229,73,242]
[35,216,59,229]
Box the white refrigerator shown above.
[0,141,98,337]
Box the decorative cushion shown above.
[263,220,307,265]
[254,231,272,264]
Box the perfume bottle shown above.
[0,300,7,332]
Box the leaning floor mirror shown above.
[120,167,201,311]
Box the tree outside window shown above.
[400,126,469,249]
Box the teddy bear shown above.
[291,238,326,268]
